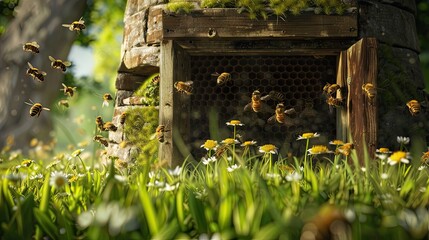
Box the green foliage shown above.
[123,106,159,162]
[0,0,19,35]
[201,0,235,8]
[134,73,160,106]
[167,0,195,14]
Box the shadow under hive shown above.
[189,55,338,158]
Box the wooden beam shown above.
[160,9,357,40]
[346,38,378,163]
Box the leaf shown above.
[34,208,60,240]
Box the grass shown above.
[1,125,429,239]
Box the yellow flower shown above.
[308,145,332,155]
[297,132,320,140]
[241,140,257,147]
[226,120,244,126]
[259,144,278,154]
[71,148,84,158]
[201,140,218,151]
[221,138,239,145]
[387,151,410,165]
[329,140,344,146]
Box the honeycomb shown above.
[189,55,338,158]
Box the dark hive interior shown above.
[189,55,338,158]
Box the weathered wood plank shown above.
[159,41,175,165]
[362,0,416,15]
[161,9,357,39]
[336,51,348,141]
[175,39,356,55]
[346,38,378,163]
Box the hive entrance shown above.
[189,55,338,158]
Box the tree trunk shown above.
[0,0,86,151]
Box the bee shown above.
[362,83,376,102]
[215,144,229,158]
[323,83,341,96]
[58,99,69,108]
[95,116,104,132]
[49,56,71,72]
[103,122,117,132]
[22,41,40,53]
[155,125,166,143]
[60,83,76,97]
[261,90,285,102]
[326,96,343,113]
[335,143,354,156]
[93,135,109,147]
[421,150,429,164]
[244,90,263,112]
[27,62,47,82]
[151,74,160,85]
[62,17,85,32]
[267,103,297,127]
[102,93,113,107]
[25,100,50,117]
[119,112,127,125]
[174,81,193,95]
[406,99,421,116]
[95,136,110,147]
[212,72,232,85]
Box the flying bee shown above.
[244,90,263,113]
[406,99,421,116]
[95,116,104,132]
[62,17,85,32]
[49,56,71,72]
[27,62,47,82]
[60,83,76,97]
[326,96,343,113]
[323,83,341,96]
[25,100,50,117]
[212,72,232,85]
[22,41,40,53]
[102,93,113,107]
[362,83,376,102]
[103,122,117,132]
[58,99,69,108]
[155,125,166,143]
[335,143,354,156]
[267,103,297,127]
[174,81,193,95]
[119,112,127,125]
[261,90,285,102]
[93,135,109,147]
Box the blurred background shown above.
[0,0,428,158]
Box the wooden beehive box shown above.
[152,8,381,164]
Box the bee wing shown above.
[260,94,271,101]
[79,17,84,23]
[27,62,34,68]
[149,132,157,140]
[211,72,220,77]
[267,115,276,124]
[40,71,47,76]
[62,24,71,28]
[31,41,40,47]
[284,107,296,115]
[184,81,193,86]
[43,107,51,111]
[48,56,56,62]
[63,61,72,66]
[61,83,67,89]
[243,102,252,112]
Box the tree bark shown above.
[0,0,86,151]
